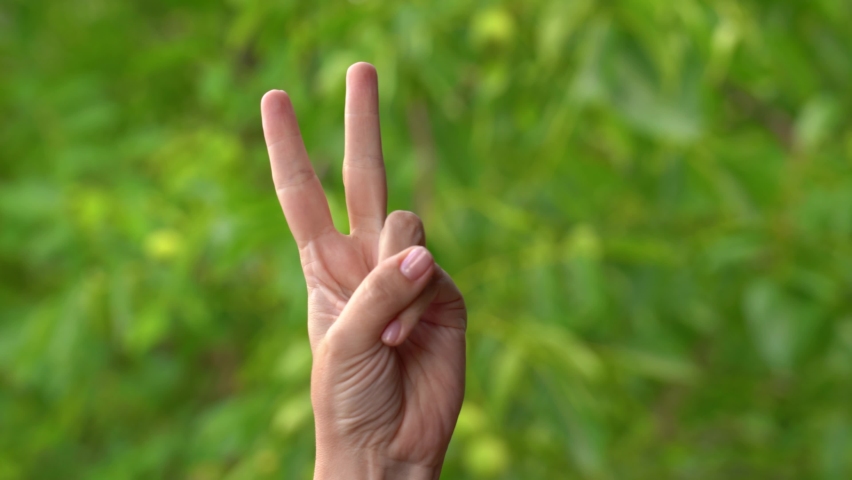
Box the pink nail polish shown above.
[400,246,433,280]
[382,320,401,344]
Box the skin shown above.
[260,62,467,480]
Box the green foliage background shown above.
[2,0,852,478]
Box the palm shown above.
[300,233,379,348]
[302,231,465,464]
[389,313,465,462]
[260,62,465,470]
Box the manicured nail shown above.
[382,319,401,344]
[400,246,432,280]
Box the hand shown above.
[260,63,466,480]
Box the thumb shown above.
[324,246,435,354]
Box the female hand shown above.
[260,63,466,480]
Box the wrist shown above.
[314,447,441,480]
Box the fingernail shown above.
[382,319,401,344]
[400,246,432,280]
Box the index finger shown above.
[261,90,335,247]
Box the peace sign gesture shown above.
[260,63,466,479]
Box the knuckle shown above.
[275,168,316,190]
[386,210,424,243]
[387,210,421,227]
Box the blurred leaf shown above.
[464,434,510,477]
[795,95,840,151]
[609,348,699,384]
[470,7,516,48]
[272,390,312,437]
[743,279,822,373]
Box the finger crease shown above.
[343,160,385,170]
[274,172,317,191]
